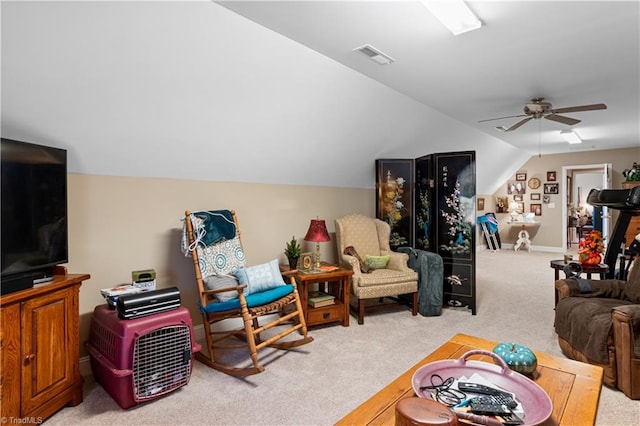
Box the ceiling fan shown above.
[479,97,607,132]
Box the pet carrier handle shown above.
[86,342,133,377]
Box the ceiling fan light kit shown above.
[421,0,482,35]
[561,130,583,144]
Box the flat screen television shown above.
[1,138,68,294]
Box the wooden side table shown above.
[284,266,353,327]
[550,259,608,306]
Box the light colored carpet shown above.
[47,248,638,425]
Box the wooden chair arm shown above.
[202,283,247,295]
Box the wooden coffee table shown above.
[336,333,603,426]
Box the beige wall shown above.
[66,146,637,355]
[67,174,374,356]
[485,147,638,249]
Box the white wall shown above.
[1,1,527,193]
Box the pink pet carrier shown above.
[86,304,201,409]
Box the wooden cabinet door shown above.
[21,286,76,414]
[1,303,22,418]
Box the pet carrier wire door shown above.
[86,305,201,409]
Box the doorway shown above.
[561,163,611,250]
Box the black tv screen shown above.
[1,138,68,288]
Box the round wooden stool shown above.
[395,397,458,426]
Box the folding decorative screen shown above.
[376,151,477,314]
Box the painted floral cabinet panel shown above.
[418,151,476,314]
[375,159,414,249]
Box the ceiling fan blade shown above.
[505,117,533,131]
[545,114,581,126]
[478,113,527,123]
[552,103,607,114]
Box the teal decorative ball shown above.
[493,343,538,375]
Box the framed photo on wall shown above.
[514,194,523,201]
[531,193,541,200]
[544,183,559,194]
[530,204,542,216]
[547,171,557,181]
[477,197,485,211]
[516,173,527,181]
[507,181,526,195]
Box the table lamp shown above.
[304,218,331,269]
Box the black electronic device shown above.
[457,382,517,408]
[469,396,512,415]
[116,287,181,320]
[1,138,68,295]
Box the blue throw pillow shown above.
[233,259,285,295]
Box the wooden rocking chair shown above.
[183,209,313,377]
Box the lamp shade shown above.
[304,219,330,243]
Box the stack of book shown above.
[308,291,335,308]
[318,264,339,272]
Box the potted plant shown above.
[622,162,640,189]
[284,236,301,269]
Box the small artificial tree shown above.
[284,236,301,268]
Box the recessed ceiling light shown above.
[421,1,482,35]
[560,130,582,144]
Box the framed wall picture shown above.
[507,181,526,195]
[547,171,557,181]
[514,194,523,201]
[495,196,508,213]
[516,173,527,181]
[477,197,485,211]
[543,195,551,204]
[531,193,541,200]
[530,204,542,216]
[544,183,559,194]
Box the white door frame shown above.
[561,163,612,249]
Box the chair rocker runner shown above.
[183,209,312,377]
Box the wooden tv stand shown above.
[0,267,90,424]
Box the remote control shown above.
[469,396,512,416]
[457,382,517,408]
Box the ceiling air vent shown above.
[354,44,395,65]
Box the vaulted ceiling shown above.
[218,1,640,155]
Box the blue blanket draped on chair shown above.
[194,210,236,245]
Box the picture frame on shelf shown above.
[531,193,541,200]
[544,183,559,194]
[516,173,527,181]
[299,252,313,271]
[547,171,557,181]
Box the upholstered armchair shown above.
[554,256,640,399]
[335,213,418,324]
